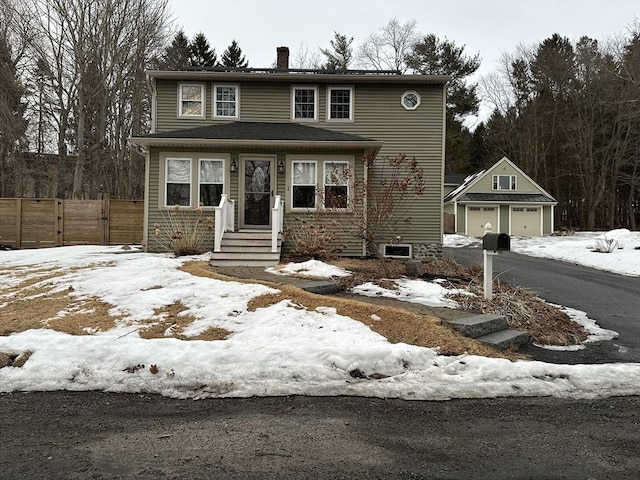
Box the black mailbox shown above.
[482,233,510,252]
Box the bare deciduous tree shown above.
[357,18,418,72]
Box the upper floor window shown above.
[401,90,421,110]
[214,85,239,118]
[327,87,353,121]
[178,84,205,118]
[292,86,318,120]
[166,158,192,206]
[493,174,517,191]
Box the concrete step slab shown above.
[447,314,508,338]
[476,329,529,351]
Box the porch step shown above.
[211,258,281,267]
[210,231,283,267]
[447,314,529,351]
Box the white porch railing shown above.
[214,194,235,252]
[271,195,284,253]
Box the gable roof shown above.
[146,69,450,86]
[129,121,384,151]
[444,157,557,204]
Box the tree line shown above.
[0,1,637,230]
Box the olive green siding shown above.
[150,76,446,255]
[543,205,553,234]
[146,146,368,255]
[456,204,465,232]
[470,162,540,194]
[500,205,510,233]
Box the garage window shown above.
[493,175,516,190]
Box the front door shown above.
[242,157,272,228]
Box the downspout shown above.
[439,82,447,247]
[142,147,150,252]
[362,153,369,257]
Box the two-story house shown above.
[129,47,449,265]
[444,157,557,237]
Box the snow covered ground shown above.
[445,228,640,277]
[0,230,639,401]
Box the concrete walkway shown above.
[215,266,472,322]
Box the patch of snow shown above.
[266,259,351,278]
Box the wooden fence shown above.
[0,199,144,249]
[444,212,456,234]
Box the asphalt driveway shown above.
[444,247,640,364]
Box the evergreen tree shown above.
[406,34,481,173]
[220,39,248,68]
[189,32,216,67]
[321,32,354,70]
[156,30,190,69]
[0,35,27,196]
[406,34,481,121]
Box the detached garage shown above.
[444,157,557,237]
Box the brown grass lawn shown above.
[0,255,587,360]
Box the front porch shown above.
[210,194,284,267]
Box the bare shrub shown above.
[154,206,213,256]
[592,236,619,253]
[284,214,346,260]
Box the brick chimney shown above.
[276,46,289,70]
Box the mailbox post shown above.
[482,232,510,300]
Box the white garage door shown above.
[511,207,541,236]
[466,206,498,236]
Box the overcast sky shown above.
[167,0,640,124]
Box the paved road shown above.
[1,391,639,479]
[444,247,640,364]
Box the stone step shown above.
[447,314,508,339]
[476,329,529,351]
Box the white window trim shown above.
[326,86,354,122]
[286,154,354,212]
[198,158,226,207]
[401,90,421,110]
[178,83,206,118]
[213,84,239,119]
[322,160,350,210]
[165,157,192,207]
[290,160,318,210]
[159,153,230,210]
[493,174,517,191]
[291,85,318,121]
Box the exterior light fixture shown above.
[277,159,285,174]
[230,158,237,172]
